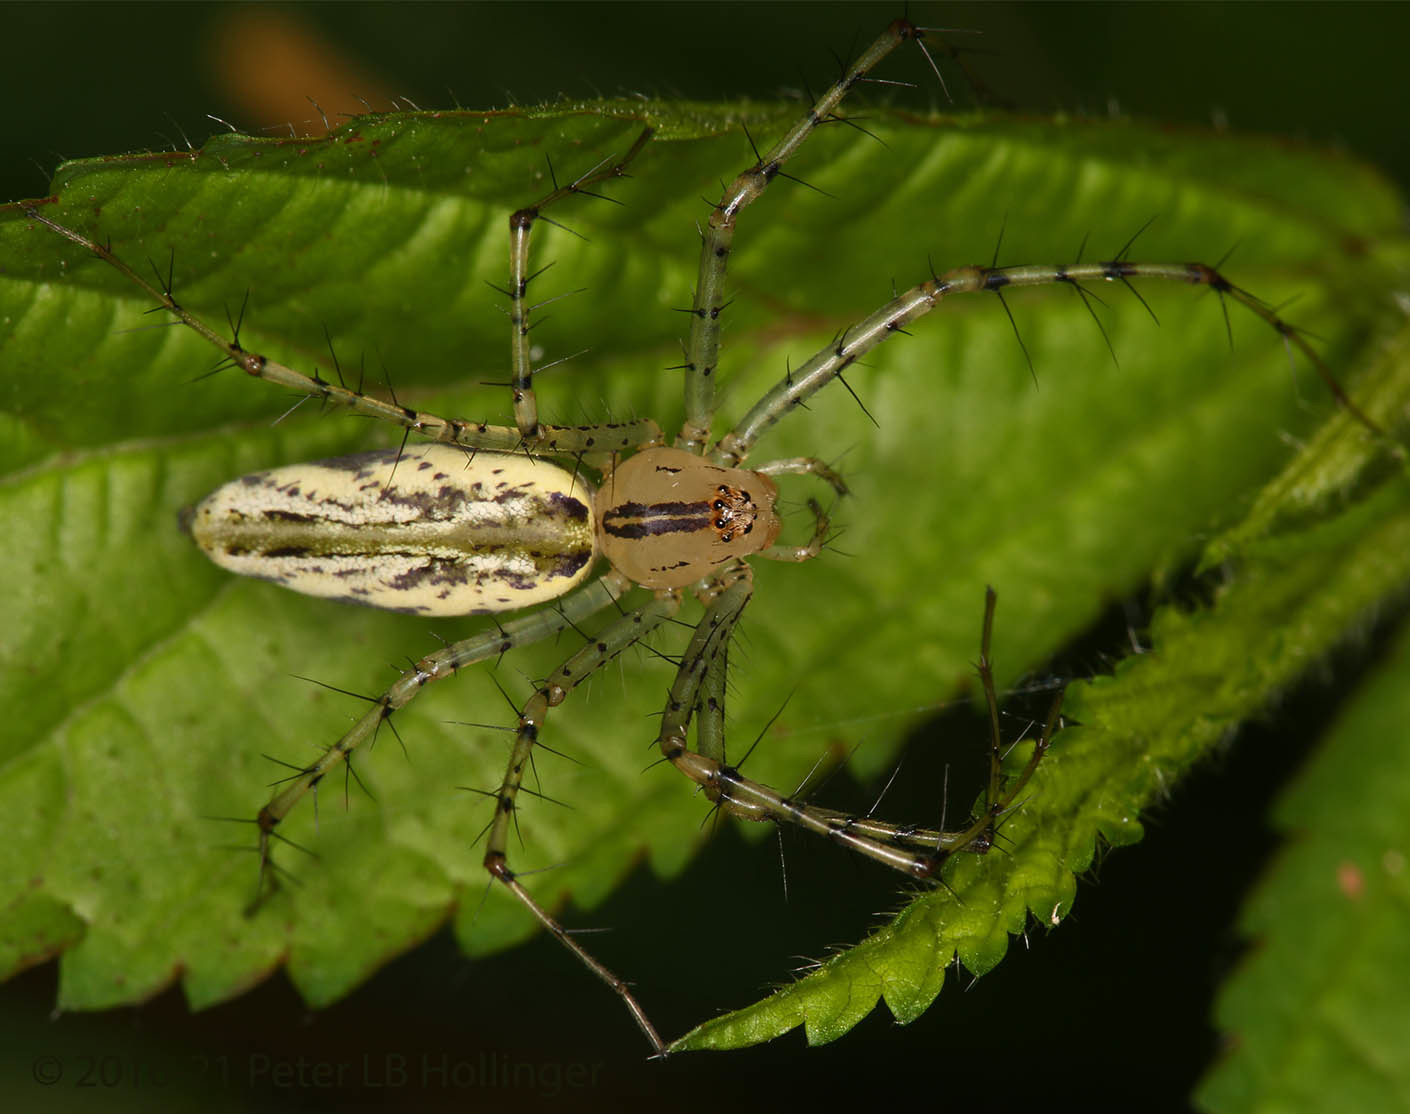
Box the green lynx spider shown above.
[24,17,1373,1055]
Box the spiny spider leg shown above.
[482,578,684,1057]
[677,17,951,452]
[23,205,661,457]
[662,584,1059,879]
[253,573,633,899]
[714,258,1383,467]
[503,127,655,439]
[482,529,835,1054]
[666,11,1378,465]
[798,689,1058,856]
[659,563,755,770]
[478,561,1041,1055]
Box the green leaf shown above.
[1,93,1405,1052]
[1195,521,1410,1108]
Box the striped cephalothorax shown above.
[23,14,1364,1056]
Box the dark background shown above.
[8,2,1409,204]
[4,4,1407,1110]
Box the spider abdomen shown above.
[183,443,598,616]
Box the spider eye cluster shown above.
[711,484,759,543]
